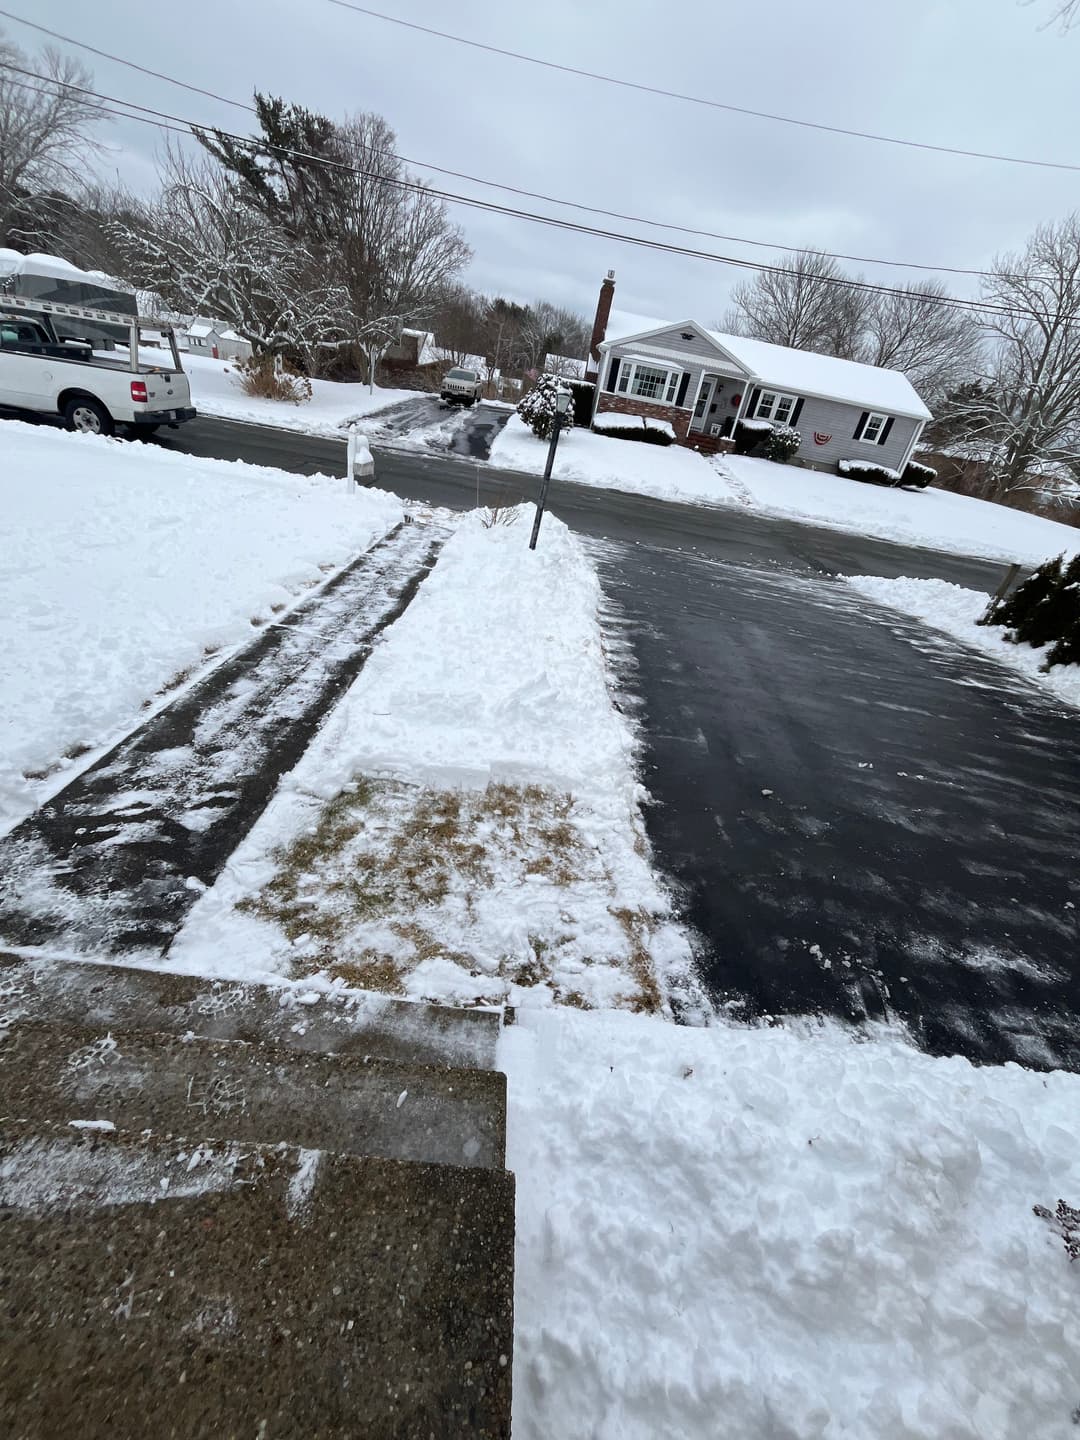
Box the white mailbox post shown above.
[346,426,375,493]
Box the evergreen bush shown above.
[980,553,1080,671]
[902,460,937,488]
[591,420,673,446]
[733,419,772,455]
[518,375,573,441]
[567,380,595,428]
[764,425,801,463]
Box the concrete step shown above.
[0,1120,514,1438]
[2,1018,506,1170]
[0,952,501,1070]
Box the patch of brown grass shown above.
[610,905,664,1014]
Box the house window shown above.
[754,390,799,425]
[857,411,889,444]
[616,359,682,404]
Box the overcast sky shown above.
[11,0,1080,328]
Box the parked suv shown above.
[440,367,483,405]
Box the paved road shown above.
[593,541,1080,1068]
[157,413,1011,591]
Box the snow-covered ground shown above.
[488,414,723,501]
[182,351,417,438]
[720,455,1080,566]
[170,506,702,1015]
[0,421,403,833]
[504,1006,1080,1440]
[488,416,1080,565]
[844,574,1080,710]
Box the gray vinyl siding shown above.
[786,396,919,472]
[603,334,745,420]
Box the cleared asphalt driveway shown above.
[594,541,1080,1069]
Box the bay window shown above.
[616,358,683,404]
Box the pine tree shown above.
[517,375,572,442]
[979,555,1064,633]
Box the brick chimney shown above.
[586,270,615,381]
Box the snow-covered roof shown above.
[218,329,246,343]
[186,320,219,338]
[603,313,931,420]
[0,248,128,290]
[706,329,932,420]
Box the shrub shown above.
[236,353,312,404]
[902,459,936,488]
[517,374,573,441]
[838,459,902,486]
[980,552,1080,670]
[591,417,673,445]
[567,379,595,428]
[733,418,772,455]
[764,425,801,463]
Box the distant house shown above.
[593,317,932,472]
[182,319,252,362]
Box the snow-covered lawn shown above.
[488,414,723,502]
[170,507,702,1015]
[844,574,1080,710]
[488,417,1080,565]
[0,421,403,833]
[504,1006,1080,1440]
[183,351,417,438]
[719,454,1080,566]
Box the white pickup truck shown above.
[0,298,196,437]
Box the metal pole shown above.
[529,414,563,551]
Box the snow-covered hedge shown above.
[839,458,902,486]
[979,551,1080,670]
[592,414,675,446]
[733,418,772,454]
[902,459,937,488]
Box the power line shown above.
[324,0,1080,176]
[0,9,1011,281]
[0,63,1044,329]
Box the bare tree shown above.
[110,144,346,366]
[724,250,869,357]
[517,299,591,373]
[0,31,106,245]
[1025,0,1080,30]
[863,280,983,406]
[948,213,1080,499]
[430,283,486,364]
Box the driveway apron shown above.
[593,540,1080,1070]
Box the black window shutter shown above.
[854,410,869,439]
[606,357,620,393]
[675,372,690,406]
[791,398,804,427]
[747,386,762,416]
[878,417,894,446]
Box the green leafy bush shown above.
[979,552,1080,670]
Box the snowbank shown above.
[720,454,1080,564]
[844,574,1080,710]
[504,1006,1080,1440]
[182,351,416,438]
[0,422,403,832]
[489,414,722,501]
[170,507,700,1013]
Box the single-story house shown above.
[593,319,932,473]
[182,319,253,362]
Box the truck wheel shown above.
[64,397,114,437]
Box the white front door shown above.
[691,375,717,432]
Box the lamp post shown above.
[529,388,572,551]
